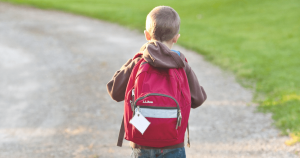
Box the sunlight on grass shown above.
[260,94,300,137]
[285,133,300,146]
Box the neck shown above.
[150,40,173,49]
[162,41,174,49]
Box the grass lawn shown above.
[2,0,300,140]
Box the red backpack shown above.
[117,53,191,147]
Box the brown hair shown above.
[146,6,180,42]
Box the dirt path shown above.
[0,3,299,158]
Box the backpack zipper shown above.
[173,69,185,129]
[134,93,182,129]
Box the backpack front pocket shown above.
[132,106,179,141]
[131,93,182,142]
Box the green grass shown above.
[2,0,300,137]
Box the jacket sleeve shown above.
[184,63,207,109]
[106,57,141,102]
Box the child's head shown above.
[145,6,180,44]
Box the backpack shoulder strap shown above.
[187,122,190,147]
[117,116,125,147]
[117,57,144,147]
[184,57,190,147]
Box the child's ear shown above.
[173,34,180,43]
[144,30,151,41]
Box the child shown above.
[107,6,207,158]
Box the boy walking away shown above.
[107,6,207,158]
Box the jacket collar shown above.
[140,41,185,68]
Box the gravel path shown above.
[0,3,299,158]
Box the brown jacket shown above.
[107,41,207,149]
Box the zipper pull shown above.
[131,89,135,112]
[178,112,182,127]
[176,111,182,129]
[135,106,140,113]
[136,106,140,117]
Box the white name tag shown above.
[129,110,150,135]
